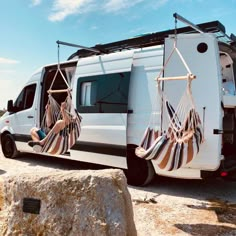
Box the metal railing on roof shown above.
[65,14,235,60]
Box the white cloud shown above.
[103,0,144,12]
[48,0,168,22]
[0,58,20,64]
[48,0,145,22]
[49,0,93,22]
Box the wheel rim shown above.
[3,136,14,157]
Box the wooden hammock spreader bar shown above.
[156,73,196,81]
[47,89,71,94]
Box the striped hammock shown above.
[35,91,82,155]
[135,76,204,171]
[33,83,82,155]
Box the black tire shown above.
[124,144,155,186]
[1,133,19,158]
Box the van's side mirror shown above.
[7,100,15,113]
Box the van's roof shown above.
[68,20,236,60]
[30,59,78,77]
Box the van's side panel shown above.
[69,51,134,168]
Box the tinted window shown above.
[77,72,130,113]
[14,84,36,112]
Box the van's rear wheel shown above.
[1,134,19,158]
[125,145,155,186]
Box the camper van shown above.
[0,18,236,186]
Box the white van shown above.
[1,20,236,186]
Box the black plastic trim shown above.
[13,134,31,143]
[71,141,127,157]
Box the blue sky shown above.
[0,0,235,109]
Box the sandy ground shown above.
[129,178,236,236]
[0,152,236,236]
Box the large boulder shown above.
[0,169,136,236]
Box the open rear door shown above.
[159,33,223,171]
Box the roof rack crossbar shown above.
[57,40,101,54]
[173,13,204,33]
[68,20,226,60]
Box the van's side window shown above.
[14,84,36,112]
[77,72,130,113]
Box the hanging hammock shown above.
[138,127,159,151]
[135,39,204,171]
[32,65,82,155]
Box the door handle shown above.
[27,115,34,119]
[128,109,133,114]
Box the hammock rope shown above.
[135,36,204,171]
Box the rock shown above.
[0,169,137,236]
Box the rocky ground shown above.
[0,151,236,235]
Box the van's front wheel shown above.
[1,133,19,158]
[125,145,155,186]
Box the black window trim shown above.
[76,72,131,114]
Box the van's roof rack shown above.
[68,20,235,60]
